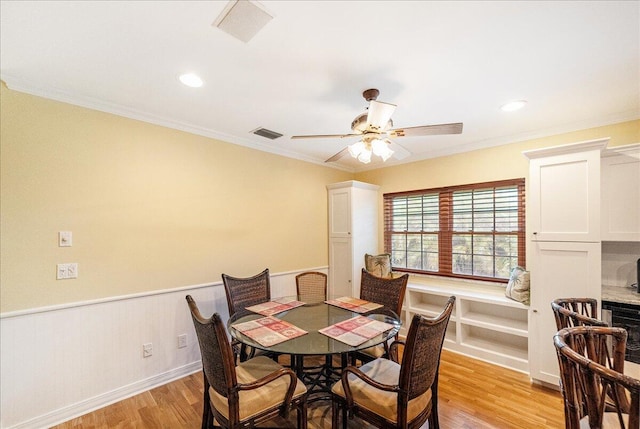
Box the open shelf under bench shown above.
[402,281,529,373]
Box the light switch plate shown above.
[59,231,72,247]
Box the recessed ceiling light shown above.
[178,73,203,88]
[501,100,527,112]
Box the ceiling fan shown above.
[291,89,463,164]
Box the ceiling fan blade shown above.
[388,140,411,160]
[291,133,360,140]
[366,100,396,130]
[388,122,463,137]
[325,147,350,163]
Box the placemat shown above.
[231,316,308,347]
[319,315,395,346]
[325,296,383,313]
[245,297,305,316]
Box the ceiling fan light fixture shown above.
[348,140,366,158]
[357,149,372,164]
[371,138,394,162]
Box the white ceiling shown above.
[1,1,638,172]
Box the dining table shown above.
[227,295,401,399]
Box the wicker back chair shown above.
[296,271,327,302]
[554,326,639,429]
[359,268,408,316]
[332,296,455,429]
[222,268,271,361]
[185,295,307,429]
[552,298,604,331]
[552,298,609,424]
[352,268,409,364]
[222,268,271,316]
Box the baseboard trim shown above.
[9,361,202,429]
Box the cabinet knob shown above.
[533,232,538,235]
[533,309,538,313]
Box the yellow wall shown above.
[356,119,640,253]
[2,81,638,313]
[0,85,351,312]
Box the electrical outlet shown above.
[143,343,153,358]
[57,264,68,280]
[66,263,78,279]
[178,334,187,349]
[56,263,78,279]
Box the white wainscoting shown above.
[0,267,327,429]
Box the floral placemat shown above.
[231,316,308,347]
[325,296,383,313]
[319,315,395,346]
[245,297,305,316]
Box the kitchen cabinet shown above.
[601,144,640,242]
[524,138,608,243]
[327,181,379,297]
[528,241,601,385]
[524,138,607,386]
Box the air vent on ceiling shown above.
[212,0,273,43]
[252,127,283,140]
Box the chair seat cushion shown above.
[210,356,307,421]
[332,358,432,424]
[358,344,386,359]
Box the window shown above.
[384,179,525,283]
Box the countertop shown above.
[602,284,640,306]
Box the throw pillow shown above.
[364,253,393,278]
[505,266,530,305]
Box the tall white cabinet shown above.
[327,181,379,297]
[601,144,640,242]
[524,138,608,386]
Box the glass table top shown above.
[227,296,401,356]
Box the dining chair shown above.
[552,297,610,423]
[296,271,327,302]
[554,325,639,429]
[222,268,271,362]
[552,298,601,325]
[295,271,332,388]
[352,268,409,364]
[552,298,608,331]
[332,296,455,429]
[185,295,308,429]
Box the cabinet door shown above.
[329,237,353,297]
[528,241,601,386]
[601,151,640,241]
[328,188,351,238]
[529,150,601,242]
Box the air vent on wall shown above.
[252,127,283,140]
[212,0,273,43]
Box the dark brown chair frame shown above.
[552,298,604,331]
[333,296,455,429]
[222,268,271,362]
[554,326,639,429]
[352,268,409,365]
[186,295,307,429]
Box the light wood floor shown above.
[53,350,564,428]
